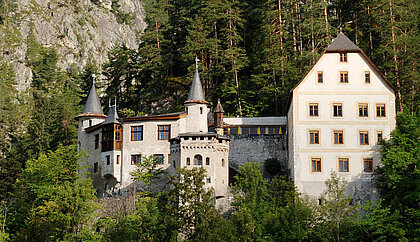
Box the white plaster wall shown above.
[120,119,180,186]
[290,52,396,198]
[185,103,208,133]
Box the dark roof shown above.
[186,66,206,102]
[83,81,103,114]
[122,111,186,122]
[103,100,120,124]
[326,32,361,51]
[214,99,224,113]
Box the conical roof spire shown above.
[104,97,120,124]
[214,99,224,113]
[83,74,103,114]
[186,56,207,103]
[326,32,360,51]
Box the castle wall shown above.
[228,134,288,172]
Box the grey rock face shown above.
[1,0,146,89]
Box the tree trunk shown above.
[389,0,403,111]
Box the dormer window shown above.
[340,53,347,62]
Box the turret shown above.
[184,57,209,133]
[214,99,224,135]
[76,75,106,149]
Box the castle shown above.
[76,33,396,200]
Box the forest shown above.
[0,0,419,240]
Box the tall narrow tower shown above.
[76,76,106,151]
[184,57,209,133]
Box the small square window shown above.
[309,103,319,117]
[340,71,348,83]
[158,125,171,140]
[153,154,164,164]
[376,104,386,117]
[131,155,141,165]
[333,104,343,117]
[363,158,373,172]
[358,104,368,117]
[365,71,371,83]
[206,178,211,183]
[131,126,143,141]
[340,53,347,62]
[338,158,349,172]
[333,131,343,144]
[311,158,322,172]
[317,71,323,83]
[359,131,369,145]
[309,130,319,144]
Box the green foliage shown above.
[7,145,99,241]
[130,154,165,186]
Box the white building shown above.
[77,33,396,200]
[287,33,396,198]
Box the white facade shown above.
[287,48,396,197]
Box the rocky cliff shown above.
[0,0,145,89]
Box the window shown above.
[333,130,344,144]
[309,130,319,144]
[317,71,323,83]
[333,103,343,117]
[338,158,349,172]
[206,157,210,165]
[193,155,202,165]
[222,159,225,167]
[359,131,369,145]
[311,158,322,172]
[206,178,211,183]
[377,131,383,144]
[131,126,143,141]
[131,155,141,165]
[340,71,348,83]
[376,104,386,117]
[365,71,371,83]
[89,120,92,127]
[363,158,373,172]
[186,158,191,166]
[340,53,347,62]
[200,107,203,114]
[309,103,319,117]
[358,104,368,117]
[153,154,164,164]
[106,155,110,165]
[116,155,120,165]
[95,134,99,149]
[158,125,171,140]
[93,162,98,173]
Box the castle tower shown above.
[184,57,209,133]
[76,75,106,151]
[100,99,122,191]
[214,99,225,135]
[170,58,230,198]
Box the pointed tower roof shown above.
[103,98,120,124]
[214,99,224,113]
[185,57,208,104]
[76,75,106,120]
[326,32,361,51]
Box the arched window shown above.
[194,155,202,165]
[186,158,191,165]
[206,157,210,165]
[222,159,225,167]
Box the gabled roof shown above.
[286,32,395,113]
[83,80,103,115]
[185,58,207,104]
[325,32,361,51]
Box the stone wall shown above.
[227,134,288,173]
